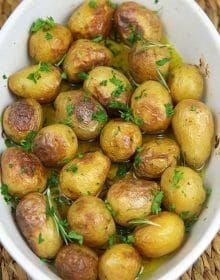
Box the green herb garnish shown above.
[92,35,103,43]
[134,90,147,100]
[108,234,116,246]
[20,131,37,151]
[27,62,51,83]
[164,103,175,117]
[134,155,141,168]
[66,104,75,117]
[156,68,170,92]
[105,200,117,217]
[156,57,171,66]
[107,0,118,8]
[191,105,197,112]
[66,164,78,173]
[1,184,19,205]
[45,32,53,40]
[151,191,164,215]
[170,169,184,189]
[38,233,44,244]
[30,17,55,33]
[116,162,130,178]
[68,231,84,245]
[184,214,198,233]
[127,24,142,45]
[88,0,97,8]
[78,72,89,80]
[4,138,17,148]
[55,54,67,67]
[47,170,59,189]
[100,80,108,86]
[2,74,7,79]
[92,110,108,123]
[61,72,68,80]
[110,73,127,98]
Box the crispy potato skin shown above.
[67,196,116,247]
[63,39,113,83]
[1,147,47,197]
[161,166,206,218]
[107,178,160,226]
[16,192,63,258]
[8,65,61,103]
[3,98,43,143]
[134,212,185,258]
[100,119,142,162]
[172,99,214,169]
[131,81,172,134]
[29,24,72,64]
[32,124,78,167]
[60,151,111,199]
[134,138,180,179]
[55,244,98,280]
[98,244,141,280]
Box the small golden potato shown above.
[172,99,214,169]
[60,151,110,199]
[107,178,160,226]
[55,244,98,280]
[42,103,57,126]
[131,81,172,134]
[1,147,47,197]
[3,98,43,143]
[63,39,113,83]
[78,140,101,154]
[168,64,204,103]
[98,244,142,280]
[134,212,185,258]
[8,64,61,103]
[32,124,78,167]
[134,138,180,179]
[67,196,116,247]
[16,192,63,258]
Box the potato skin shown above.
[68,196,116,247]
[1,147,47,197]
[134,212,185,258]
[100,119,142,162]
[98,244,141,280]
[55,244,98,280]
[8,65,61,103]
[107,178,160,226]
[3,98,43,143]
[131,81,172,134]
[32,124,78,167]
[16,192,63,258]
[29,24,72,64]
[63,39,113,83]
[60,151,110,199]
[172,99,214,169]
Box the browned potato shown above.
[100,119,142,162]
[3,98,43,143]
[32,124,78,167]
[55,90,108,140]
[55,244,98,280]
[107,178,160,226]
[63,39,113,83]
[134,212,185,258]
[67,196,116,247]
[134,138,180,179]
[1,147,47,197]
[16,192,63,258]
[98,244,142,280]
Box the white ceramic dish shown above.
[0,0,220,279]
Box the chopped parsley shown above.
[105,200,117,217]
[30,17,55,33]
[4,138,17,148]
[164,103,175,117]
[110,73,127,98]
[66,164,78,173]
[38,233,44,244]
[202,187,212,209]
[47,170,59,189]
[134,155,141,168]
[68,231,84,245]
[136,146,143,153]
[8,163,13,168]
[151,190,164,215]
[78,72,89,80]
[184,214,198,233]
[1,184,19,205]
[27,62,51,84]
[92,35,104,43]
[170,169,184,189]
[134,90,147,100]
[191,105,197,112]
[156,57,171,67]
[107,0,118,8]
[63,118,72,126]
[2,74,7,79]
[77,153,84,159]
[108,234,116,246]
[20,131,37,151]
[88,0,97,8]
[45,32,53,40]
[61,72,68,80]
[169,203,176,212]
[66,104,75,117]
[127,24,142,45]
[116,162,130,178]
[100,80,108,86]
[120,234,135,244]
[92,110,108,123]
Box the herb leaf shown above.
[68,231,84,245]
[20,131,37,151]
[92,35,103,43]
[107,0,118,8]
[116,162,130,178]
[151,191,164,215]
[1,184,20,205]
[170,169,184,189]
[66,104,75,117]
[92,110,108,123]
[108,234,116,246]
[156,68,170,92]
[110,74,127,98]
[88,0,97,8]
[66,164,78,173]
[38,233,44,244]
[164,103,175,117]
[45,32,53,40]
[78,72,89,80]
[105,200,117,217]
[30,17,55,33]
[156,57,171,66]
[127,24,142,45]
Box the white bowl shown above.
[0,0,220,279]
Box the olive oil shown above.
[141,255,170,278]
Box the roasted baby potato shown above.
[172,99,214,169]
[1,147,47,197]
[55,244,98,280]
[3,98,43,143]
[78,140,101,154]
[63,39,113,83]
[60,151,110,199]
[131,81,172,134]
[67,196,116,247]
[134,212,185,258]
[32,124,78,167]
[42,103,57,126]
[8,64,61,103]
[16,192,63,258]
[100,119,142,162]
[55,90,108,140]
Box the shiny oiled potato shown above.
[107,178,160,226]
[98,244,141,280]
[134,138,180,179]
[32,124,78,167]
[83,66,132,108]
[3,98,43,143]
[114,2,163,45]
[63,39,113,83]
[68,0,114,40]
[60,151,110,199]
[55,244,98,280]
[67,196,116,247]
[1,147,47,197]
[161,166,206,218]
[55,90,108,140]
[16,192,63,258]
[172,99,214,169]
[134,212,185,258]
[168,64,204,103]
[131,81,172,134]
[8,64,61,103]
